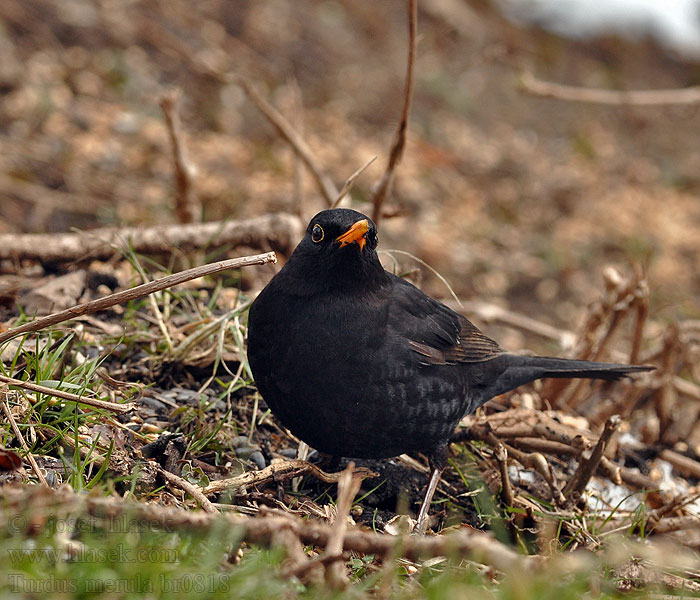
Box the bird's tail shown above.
[476,353,653,405]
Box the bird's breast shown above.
[248,289,469,459]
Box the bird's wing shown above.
[389,277,504,365]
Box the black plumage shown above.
[247,208,652,530]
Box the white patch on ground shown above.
[498,0,700,57]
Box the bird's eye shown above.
[311,224,324,243]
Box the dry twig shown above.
[556,268,646,409]
[371,0,417,225]
[160,90,200,224]
[203,459,377,496]
[519,71,700,106]
[0,374,134,414]
[325,463,362,589]
[0,391,48,486]
[453,300,576,348]
[157,464,217,514]
[331,156,378,209]
[234,76,339,206]
[494,443,514,507]
[0,252,277,344]
[0,485,534,571]
[659,449,700,480]
[563,415,621,500]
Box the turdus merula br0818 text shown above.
[247,209,652,531]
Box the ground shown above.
[1,1,700,598]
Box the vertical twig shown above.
[1,391,49,486]
[325,462,362,590]
[630,280,650,365]
[494,442,514,507]
[655,325,681,443]
[371,0,417,226]
[160,90,200,224]
[563,415,621,500]
[555,268,638,409]
[234,76,339,206]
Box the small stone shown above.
[248,451,266,470]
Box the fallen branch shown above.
[659,449,700,480]
[0,252,276,344]
[0,485,534,572]
[519,71,700,106]
[0,213,301,264]
[650,516,700,535]
[509,437,580,457]
[203,459,377,496]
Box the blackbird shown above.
[247,208,652,531]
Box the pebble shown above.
[175,389,200,404]
[232,436,252,448]
[138,396,169,412]
[234,446,255,460]
[248,451,266,470]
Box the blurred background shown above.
[1,0,699,346]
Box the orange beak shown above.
[335,219,369,251]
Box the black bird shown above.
[247,209,652,531]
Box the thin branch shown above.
[450,300,576,348]
[659,449,700,480]
[630,276,650,365]
[325,463,362,589]
[519,71,700,106]
[509,437,579,456]
[494,443,514,507]
[157,465,217,514]
[331,156,377,209]
[563,415,621,500]
[160,89,200,223]
[234,76,339,206]
[371,0,417,225]
[0,252,277,344]
[203,459,377,496]
[0,374,134,414]
[650,516,700,535]
[1,392,48,486]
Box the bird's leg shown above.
[415,468,442,534]
[415,447,448,534]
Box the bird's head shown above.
[280,209,386,294]
[304,208,378,255]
